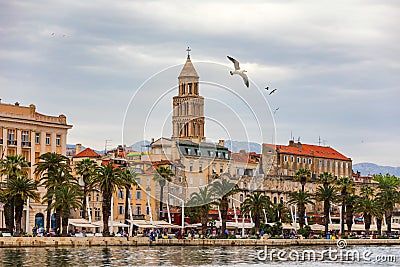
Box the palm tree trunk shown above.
[124,186,130,221]
[386,210,392,234]
[55,207,61,235]
[254,215,261,235]
[82,187,87,220]
[46,200,52,233]
[159,184,164,220]
[9,197,15,233]
[377,218,382,236]
[340,195,346,235]
[201,206,208,237]
[364,214,371,235]
[102,194,111,236]
[3,202,11,232]
[299,205,305,229]
[221,197,228,238]
[14,195,23,236]
[346,204,353,232]
[324,200,329,237]
[62,216,69,236]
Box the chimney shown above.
[289,140,295,146]
[218,140,225,147]
[15,102,20,106]
[76,144,82,155]
[297,142,302,148]
[151,138,155,143]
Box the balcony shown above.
[22,141,31,147]
[7,140,17,146]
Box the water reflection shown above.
[0,245,398,266]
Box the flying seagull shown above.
[265,86,269,90]
[227,56,249,87]
[273,107,280,114]
[269,88,277,95]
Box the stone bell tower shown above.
[172,48,205,143]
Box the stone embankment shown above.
[0,237,400,248]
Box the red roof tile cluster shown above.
[264,142,351,161]
[231,153,258,164]
[74,148,100,158]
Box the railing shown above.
[7,140,17,146]
[22,141,31,147]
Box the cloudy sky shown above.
[1,0,399,166]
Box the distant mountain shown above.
[224,140,261,154]
[353,162,400,177]
[130,140,151,152]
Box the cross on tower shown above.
[186,46,191,57]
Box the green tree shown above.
[75,159,96,220]
[44,183,82,236]
[269,203,288,223]
[318,172,335,186]
[153,166,174,220]
[287,190,314,229]
[92,164,124,236]
[6,176,40,235]
[187,186,214,236]
[34,152,70,232]
[354,186,377,234]
[373,173,400,234]
[315,183,338,236]
[209,177,239,238]
[241,192,271,234]
[294,168,311,192]
[0,155,30,233]
[121,169,137,221]
[335,177,355,235]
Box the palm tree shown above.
[315,184,338,236]
[76,159,96,220]
[287,190,314,229]
[92,164,124,236]
[345,194,357,232]
[241,192,271,234]
[270,203,288,222]
[373,173,400,234]
[0,155,30,233]
[187,186,214,236]
[294,168,311,192]
[371,198,384,236]
[120,169,137,222]
[354,186,377,234]
[335,177,355,235]
[44,183,82,236]
[153,166,174,220]
[318,172,335,186]
[34,152,70,232]
[209,177,239,238]
[6,176,40,235]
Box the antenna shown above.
[290,131,293,141]
[297,136,301,142]
[318,136,321,146]
[104,139,112,154]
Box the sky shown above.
[0,0,399,166]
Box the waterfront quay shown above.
[1,237,400,248]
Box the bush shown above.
[297,225,311,238]
[228,234,236,239]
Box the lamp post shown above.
[168,193,185,232]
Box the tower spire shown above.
[186,46,191,58]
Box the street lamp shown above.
[168,193,185,232]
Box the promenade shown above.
[1,237,400,248]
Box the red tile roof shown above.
[231,153,258,164]
[264,142,351,161]
[74,148,100,158]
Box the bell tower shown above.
[172,48,205,142]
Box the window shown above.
[189,178,193,185]
[8,129,15,141]
[35,133,40,144]
[146,206,150,215]
[273,197,277,204]
[319,160,322,167]
[136,190,142,200]
[136,205,141,215]
[283,169,288,175]
[324,160,327,167]
[199,178,203,186]
[303,158,306,164]
[340,162,343,168]
[239,194,243,202]
[297,157,301,164]
[283,155,288,162]
[128,190,132,199]
[199,163,202,173]
[22,131,29,142]
[308,158,312,164]
[189,163,193,172]
[345,163,348,169]
[56,135,61,146]
[146,178,150,185]
[117,189,124,199]
[95,208,101,220]
[96,194,100,202]
[212,165,216,174]
[220,165,223,173]
[290,156,294,162]
[118,205,124,215]
[335,161,338,168]
[45,134,50,145]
